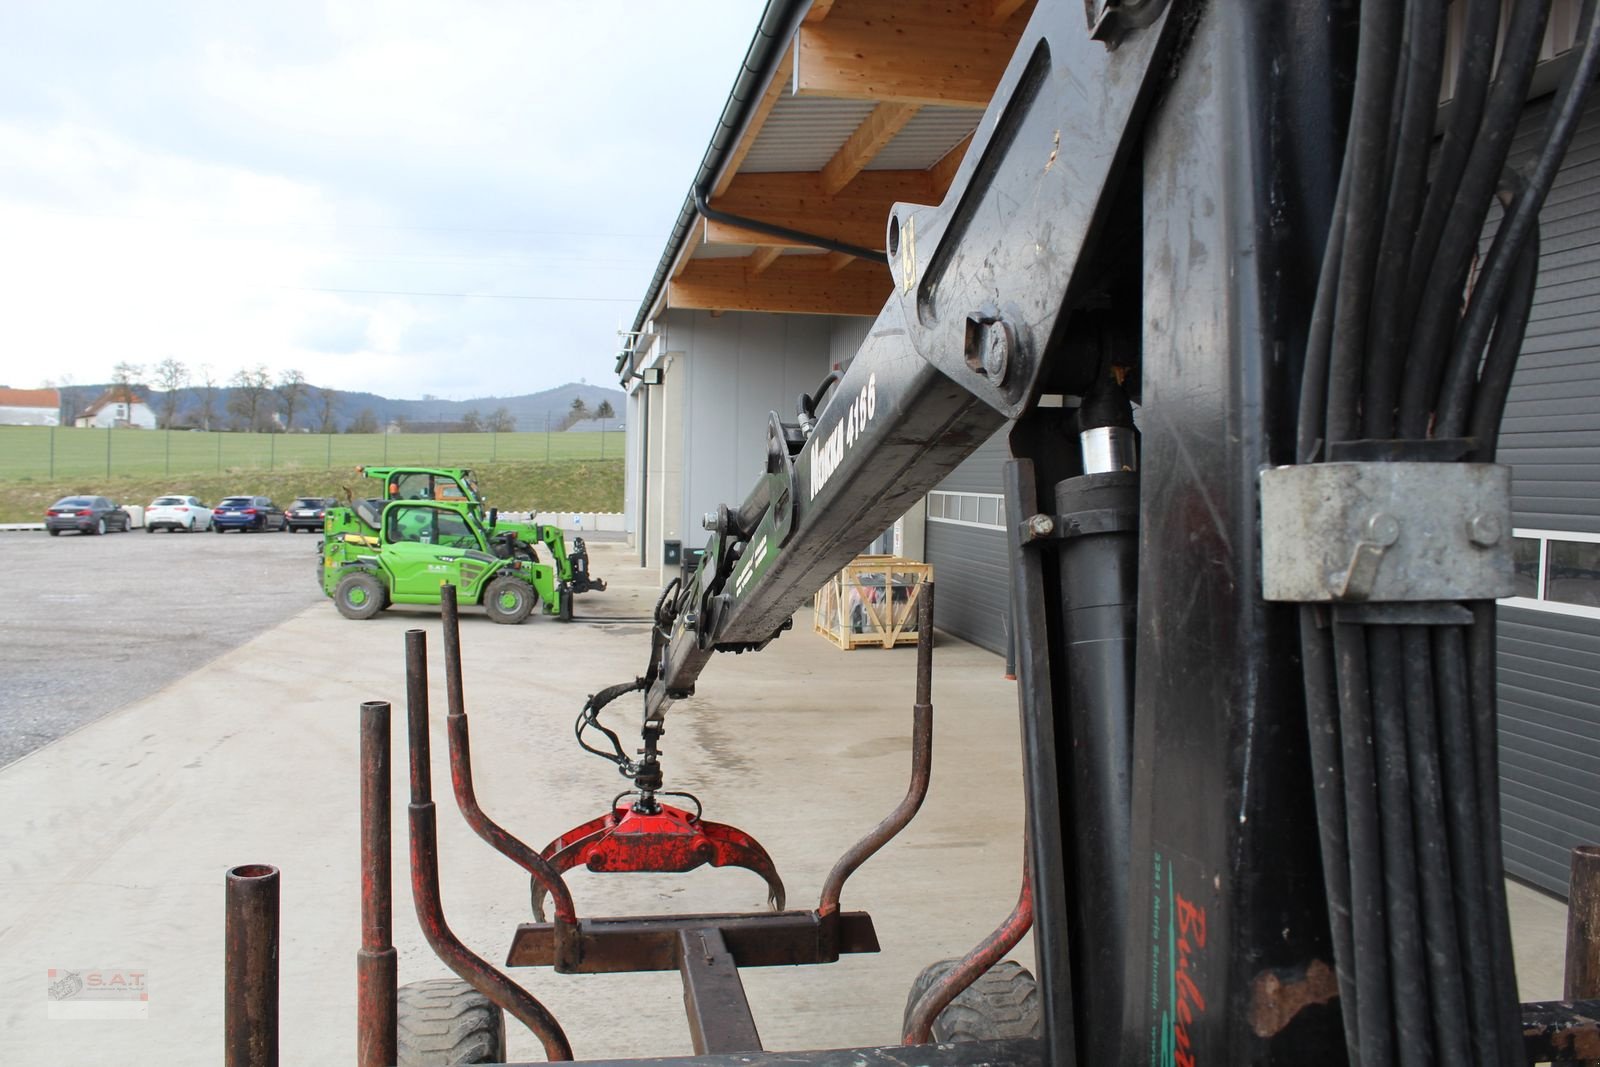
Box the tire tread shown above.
[396,979,505,1066]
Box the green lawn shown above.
[0,426,623,481]
[0,458,624,524]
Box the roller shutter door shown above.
[1493,90,1600,898]
[924,430,1011,654]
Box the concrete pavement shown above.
[0,539,1572,1063]
[0,542,1032,1063]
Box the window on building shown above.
[1502,530,1600,620]
[926,491,1006,532]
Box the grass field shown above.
[0,426,623,481]
[0,458,624,524]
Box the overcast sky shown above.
[0,1,757,400]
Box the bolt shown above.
[1468,513,1502,547]
[702,511,718,531]
[683,611,698,628]
[982,324,1011,382]
[1026,513,1055,540]
[1365,512,1400,547]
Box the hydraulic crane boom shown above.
[620,0,1600,1064]
[647,1,1181,721]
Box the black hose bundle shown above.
[1295,2,1600,1064]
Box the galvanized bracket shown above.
[1259,462,1515,604]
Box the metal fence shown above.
[0,427,621,480]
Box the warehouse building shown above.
[616,0,1598,897]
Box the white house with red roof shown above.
[0,387,61,426]
[74,386,156,429]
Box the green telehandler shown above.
[320,497,566,623]
[356,465,605,594]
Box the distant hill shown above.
[58,380,625,433]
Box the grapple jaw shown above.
[531,799,786,922]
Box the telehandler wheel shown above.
[334,571,388,620]
[903,958,1043,1043]
[396,978,505,1066]
[482,577,535,624]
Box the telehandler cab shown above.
[320,497,565,624]
[358,465,606,595]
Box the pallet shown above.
[813,555,932,650]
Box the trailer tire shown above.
[334,571,388,620]
[902,959,1042,1043]
[396,978,505,1066]
[483,577,535,624]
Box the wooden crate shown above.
[813,555,933,650]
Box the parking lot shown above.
[0,528,324,765]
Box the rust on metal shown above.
[677,927,763,1054]
[225,863,280,1067]
[1522,999,1600,1062]
[1247,959,1339,1039]
[903,847,1034,1045]
[357,700,398,1067]
[507,910,880,972]
[819,585,936,918]
[404,628,575,1062]
[1567,845,1600,1002]
[438,586,581,969]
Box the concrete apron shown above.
[0,540,1568,1064]
[0,542,1033,1064]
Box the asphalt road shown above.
[0,526,325,766]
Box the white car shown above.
[145,495,213,533]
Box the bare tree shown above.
[227,365,276,432]
[277,369,309,431]
[111,361,144,391]
[461,408,484,432]
[195,364,220,431]
[348,408,379,434]
[595,399,615,420]
[103,362,146,426]
[315,387,339,433]
[152,358,189,428]
[487,407,515,433]
[45,373,82,423]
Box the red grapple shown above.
[531,800,786,922]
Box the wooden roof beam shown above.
[820,102,921,196]
[806,0,838,21]
[701,169,935,252]
[988,0,1030,23]
[669,256,890,317]
[795,0,1035,109]
[748,246,785,275]
[927,132,975,198]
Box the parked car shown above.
[145,495,213,533]
[45,496,131,536]
[211,496,286,533]
[285,496,339,533]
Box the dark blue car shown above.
[212,495,286,533]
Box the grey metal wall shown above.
[924,428,1011,653]
[667,309,835,541]
[1494,90,1600,897]
[1498,605,1600,894]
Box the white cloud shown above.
[0,0,754,398]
